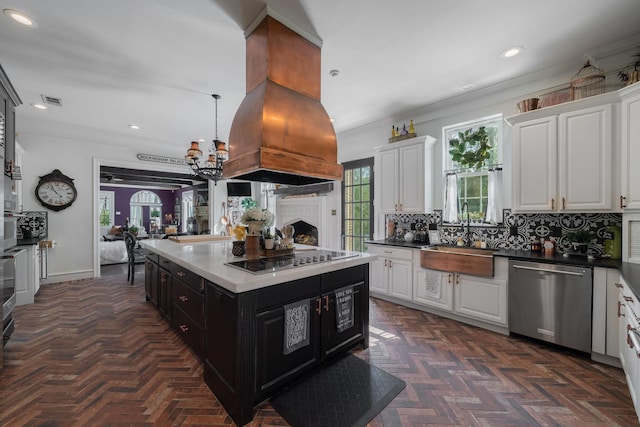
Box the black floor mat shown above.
[270,354,406,427]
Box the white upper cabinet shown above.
[621,82,640,210]
[375,135,436,215]
[559,104,612,210]
[512,116,557,211]
[509,92,616,212]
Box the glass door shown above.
[342,158,374,251]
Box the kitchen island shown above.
[140,239,375,426]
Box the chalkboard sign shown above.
[335,285,354,333]
[283,299,310,355]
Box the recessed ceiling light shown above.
[128,124,140,130]
[197,139,206,142]
[31,103,47,110]
[460,83,476,91]
[501,46,523,58]
[3,9,37,27]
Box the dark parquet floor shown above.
[0,264,637,426]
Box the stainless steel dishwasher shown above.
[508,260,593,353]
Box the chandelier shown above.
[185,94,229,183]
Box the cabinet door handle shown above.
[551,198,555,210]
[176,271,186,278]
[562,197,566,210]
[399,203,403,211]
[389,260,392,268]
[447,274,451,284]
[323,295,330,312]
[179,295,188,302]
[630,330,640,359]
[384,259,388,267]
[316,298,322,315]
[179,324,189,333]
[456,275,459,285]
[615,283,623,289]
[394,204,398,211]
[621,195,627,209]
[619,301,626,317]
[624,296,634,303]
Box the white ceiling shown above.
[2,0,640,159]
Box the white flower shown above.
[240,207,274,227]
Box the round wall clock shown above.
[35,169,78,211]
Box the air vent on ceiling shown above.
[41,94,63,107]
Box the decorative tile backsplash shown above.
[385,210,622,255]
[17,211,48,240]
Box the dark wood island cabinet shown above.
[140,240,374,426]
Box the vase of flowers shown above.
[240,207,274,236]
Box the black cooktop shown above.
[225,250,359,274]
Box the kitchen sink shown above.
[420,245,496,277]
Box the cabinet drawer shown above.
[173,278,204,327]
[170,262,203,293]
[146,253,159,264]
[367,245,413,261]
[158,255,172,271]
[322,265,366,292]
[172,305,204,359]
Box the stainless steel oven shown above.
[2,254,16,345]
[2,175,18,252]
[2,211,18,250]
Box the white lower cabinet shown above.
[368,244,413,301]
[414,268,453,311]
[15,244,40,306]
[454,272,507,326]
[592,267,620,359]
[413,256,508,327]
[619,278,640,420]
[370,244,508,328]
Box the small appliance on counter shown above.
[603,225,621,260]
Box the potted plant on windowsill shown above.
[565,230,593,253]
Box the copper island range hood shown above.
[225,14,343,185]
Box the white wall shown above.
[19,135,204,283]
[336,48,633,216]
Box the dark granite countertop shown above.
[17,237,47,246]
[366,239,428,249]
[367,239,640,298]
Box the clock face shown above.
[36,179,77,211]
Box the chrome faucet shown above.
[461,202,471,246]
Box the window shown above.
[130,190,162,228]
[342,158,374,252]
[99,191,115,226]
[181,190,194,231]
[443,114,502,223]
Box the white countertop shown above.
[140,239,376,294]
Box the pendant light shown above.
[185,94,229,183]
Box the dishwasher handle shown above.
[511,264,585,277]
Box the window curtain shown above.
[484,168,503,224]
[443,173,459,223]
